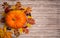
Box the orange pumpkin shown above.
[5,10,27,29]
[3,32,12,38]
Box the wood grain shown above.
[0,0,60,38]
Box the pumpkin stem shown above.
[12,18,16,21]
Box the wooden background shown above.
[0,0,60,38]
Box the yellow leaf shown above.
[26,23,31,28]
[19,28,23,34]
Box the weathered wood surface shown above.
[0,0,60,38]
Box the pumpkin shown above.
[5,10,27,29]
[0,28,12,38]
[0,28,4,38]
[3,32,12,38]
